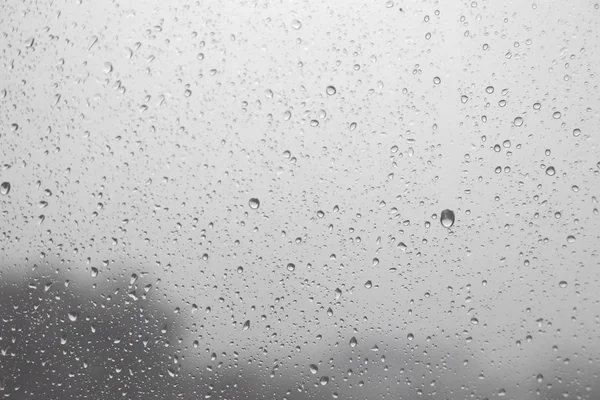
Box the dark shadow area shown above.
[1,261,598,400]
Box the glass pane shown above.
[1,0,599,399]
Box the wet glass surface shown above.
[1,0,599,398]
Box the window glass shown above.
[1,0,599,399]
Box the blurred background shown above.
[1,0,599,398]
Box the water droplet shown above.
[407,333,414,340]
[559,281,568,288]
[485,85,494,94]
[433,76,441,84]
[25,37,34,48]
[514,116,524,126]
[555,211,562,219]
[349,336,358,347]
[103,62,113,74]
[249,198,260,209]
[0,182,10,195]
[566,235,576,243]
[503,140,511,148]
[552,111,562,119]
[237,266,244,274]
[390,145,399,153]
[319,376,329,386]
[90,267,99,277]
[460,95,469,103]
[184,89,192,97]
[350,122,357,131]
[364,280,373,289]
[243,320,250,331]
[309,364,319,374]
[470,317,479,325]
[287,263,296,271]
[291,19,302,30]
[546,166,555,176]
[326,85,336,95]
[440,209,455,228]
[327,307,333,317]
[283,110,291,120]
[68,311,79,322]
[573,128,581,137]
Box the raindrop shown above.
[103,62,113,74]
[485,85,494,93]
[249,198,260,209]
[350,122,357,131]
[364,280,373,289]
[291,19,302,30]
[319,376,329,386]
[287,263,296,271]
[514,116,523,126]
[407,333,414,340]
[243,320,250,331]
[566,235,576,243]
[326,85,336,95]
[559,281,568,288]
[461,95,469,103]
[90,267,99,277]
[545,166,555,176]
[433,76,441,84]
[440,209,455,228]
[68,311,79,322]
[573,128,581,137]
[533,102,541,110]
[283,110,291,120]
[552,111,562,119]
[309,364,319,374]
[349,336,358,347]
[470,317,479,325]
[0,182,10,195]
[237,266,244,274]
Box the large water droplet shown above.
[291,19,302,30]
[364,280,372,289]
[559,280,568,288]
[514,116,524,126]
[249,198,260,209]
[326,85,336,95]
[319,376,329,386]
[440,209,455,228]
[309,364,319,374]
[0,182,10,195]
[243,320,250,331]
[433,76,441,84]
[68,311,79,322]
[287,263,295,271]
[349,336,358,347]
[546,166,555,176]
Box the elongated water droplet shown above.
[309,364,318,374]
[349,336,358,347]
[243,320,250,331]
[440,209,455,228]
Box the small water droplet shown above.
[309,364,319,374]
[566,235,576,243]
[573,128,581,137]
[237,266,244,273]
[460,95,469,103]
[90,267,99,277]
[485,85,494,94]
[326,85,336,95]
[0,182,11,195]
[319,376,329,386]
[440,209,455,228]
[283,110,291,120]
[552,111,562,119]
[68,311,79,322]
[546,166,555,176]
[407,333,414,340]
[243,320,250,331]
[433,76,441,84]
[364,280,373,289]
[249,198,260,209]
[514,116,524,126]
[559,281,568,288]
[470,317,479,325]
[350,122,357,131]
[349,336,358,347]
[287,263,296,271]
